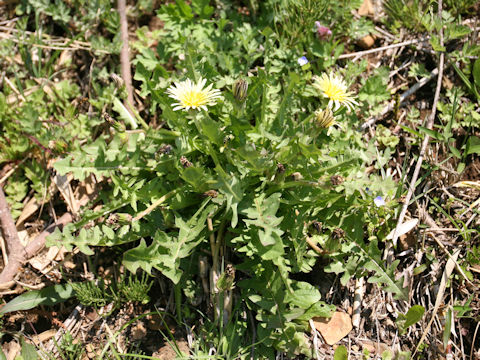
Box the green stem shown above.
[151,128,181,139]
[132,188,178,222]
[191,111,228,177]
[266,179,320,195]
[127,101,150,130]
[174,282,182,324]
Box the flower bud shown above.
[103,111,126,132]
[180,156,192,168]
[216,264,235,291]
[233,78,248,102]
[315,21,332,40]
[110,73,125,89]
[314,108,335,128]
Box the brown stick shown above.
[118,0,135,110]
[0,206,73,285]
[338,37,430,59]
[25,212,73,259]
[390,22,445,249]
[0,186,26,269]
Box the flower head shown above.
[298,56,309,67]
[314,108,335,128]
[312,73,358,111]
[166,77,222,111]
[374,196,386,207]
[315,21,332,40]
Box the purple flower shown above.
[298,56,309,66]
[374,196,386,207]
[315,21,332,40]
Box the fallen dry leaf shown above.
[16,197,40,227]
[313,311,352,345]
[399,231,416,251]
[357,35,375,49]
[153,339,190,360]
[29,246,64,272]
[5,340,21,360]
[54,173,77,214]
[32,329,57,345]
[362,339,390,355]
[387,218,419,240]
[358,0,374,16]
[131,321,147,340]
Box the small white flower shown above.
[298,56,309,66]
[374,196,386,207]
[166,77,222,111]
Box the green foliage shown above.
[0,284,74,315]
[383,0,434,32]
[266,0,372,48]
[442,307,453,350]
[376,124,400,149]
[326,238,408,300]
[17,0,121,48]
[43,0,409,346]
[52,332,84,360]
[396,305,425,335]
[70,273,152,310]
[358,67,391,114]
[334,345,348,360]
[269,0,329,46]
[240,271,335,357]
[0,0,120,221]
[382,350,394,360]
[6,0,478,357]
[444,0,478,16]
[20,337,38,360]
[123,202,214,284]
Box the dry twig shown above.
[390,2,445,248]
[0,186,26,282]
[118,0,135,111]
[0,210,73,285]
[413,250,459,356]
[338,37,429,59]
[352,277,365,329]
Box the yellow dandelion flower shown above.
[314,108,335,128]
[312,73,358,111]
[166,77,222,111]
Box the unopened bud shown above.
[330,175,344,186]
[180,156,192,168]
[103,112,126,132]
[233,78,248,102]
[314,108,335,129]
[106,213,133,228]
[49,140,68,153]
[216,264,235,291]
[199,257,208,277]
[110,73,125,89]
[116,213,133,224]
[315,21,332,40]
[291,172,303,181]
